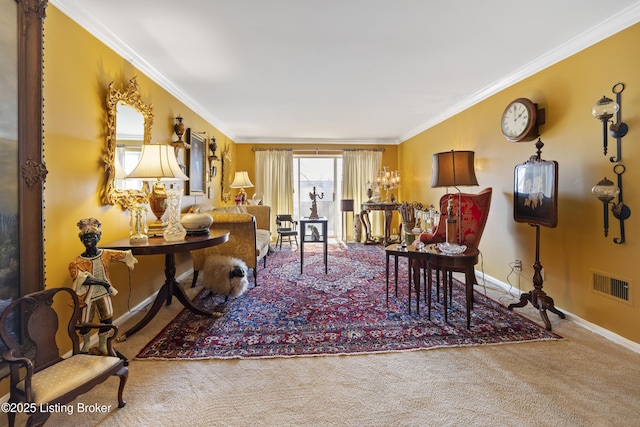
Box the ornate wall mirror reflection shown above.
[102,77,154,209]
[221,144,232,202]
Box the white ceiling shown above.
[51,0,640,144]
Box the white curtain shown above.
[255,150,293,236]
[342,150,382,239]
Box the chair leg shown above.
[8,408,15,427]
[253,268,258,286]
[191,270,200,287]
[117,366,128,408]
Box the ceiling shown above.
[51,0,640,144]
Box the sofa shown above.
[189,205,271,286]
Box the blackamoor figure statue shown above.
[69,218,137,355]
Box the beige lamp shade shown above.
[230,171,254,189]
[126,144,188,222]
[430,150,478,188]
[126,144,189,181]
[340,199,354,212]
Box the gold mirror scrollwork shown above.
[102,77,154,209]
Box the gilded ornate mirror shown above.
[102,77,154,209]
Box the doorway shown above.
[293,155,343,238]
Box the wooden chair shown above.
[416,188,492,303]
[276,214,299,249]
[0,287,128,427]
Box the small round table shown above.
[102,230,229,340]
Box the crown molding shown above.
[400,2,640,142]
[236,137,399,145]
[52,0,640,146]
[50,0,236,141]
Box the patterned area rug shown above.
[136,243,561,360]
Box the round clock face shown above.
[501,99,536,142]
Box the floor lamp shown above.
[340,199,354,242]
[430,150,479,247]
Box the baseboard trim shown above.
[477,270,640,354]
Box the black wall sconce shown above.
[591,82,631,244]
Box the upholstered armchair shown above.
[415,188,492,300]
[190,205,271,286]
[417,187,492,248]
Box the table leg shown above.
[413,258,420,315]
[443,268,449,324]
[383,209,392,246]
[465,266,475,329]
[408,260,412,315]
[386,253,390,306]
[300,236,304,274]
[118,253,220,341]
[394,255,399,297]
[323,222,328,274]
[427,262,432,320]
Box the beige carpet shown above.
[11,279,640,427]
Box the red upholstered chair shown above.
[418,187,492,248]
[415,187,492,301]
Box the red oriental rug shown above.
[136,243,561,360]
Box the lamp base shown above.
[149,182,168,220]
[148,220,166,236]
[234,189,247,205]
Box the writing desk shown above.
[102,230,229,340]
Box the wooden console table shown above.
[102,230,229,340]
[361,202,399,246]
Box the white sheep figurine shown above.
[201,255,250,299]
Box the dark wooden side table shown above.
[385,244,426,314]
[102,230,229,340]
[299,217,328,274]
[422,244,479,328]
[385,243,479,328]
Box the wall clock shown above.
[501,98,545,142]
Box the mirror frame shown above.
[102,76,154,209]
[17,0,47,295]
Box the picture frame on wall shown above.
[514,158,558,228]
[186,128,206,195]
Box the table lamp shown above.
[230,171,254,205]
[126,143,189,240]
[431,150,478,246]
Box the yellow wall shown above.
[400,23,640,343]
[41,4,640,345]
[42,7,236,323]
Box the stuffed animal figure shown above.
[202,255,249,299]
[310,225,321,241]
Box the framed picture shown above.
[514,158,558,228]
[186,128,206,195]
